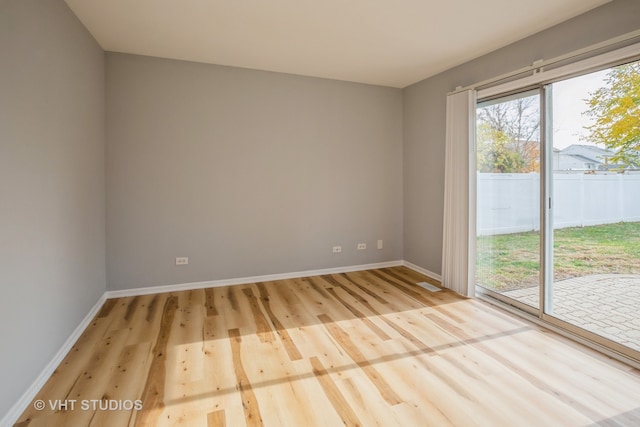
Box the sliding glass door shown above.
[546,64,640,353]
[475,58,640,358]
[475,89,541,310]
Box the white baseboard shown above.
[402,261,442,282]
[0,293,107,427]
[105,260,404,299]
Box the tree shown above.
[476,124,526,173]
[584,62,640,168]
[477,95,540,173]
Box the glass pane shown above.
[549,60,640,352]
[476,91,541,308]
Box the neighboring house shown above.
[553,144,620,171]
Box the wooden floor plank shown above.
[205,288,219,317]
[88,342,152,427]
[340,272,390,305]
[15,267,640,427]
[134,295,179,426]
[253,282,303,361]
[318,313,402,405]
[228,328,263,427]
[207,409,225,427]
[309,356,362,426]
[240,288,275,343]
[325,287,392,341]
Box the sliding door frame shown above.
[541,84,553,314]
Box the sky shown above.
[551,69,609,150]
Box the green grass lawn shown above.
[476,222,640,292]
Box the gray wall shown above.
[402,0,640,274]
[106,53,403,290]
[0,0,105,418]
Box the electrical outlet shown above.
[332,246,342,253]
[357,243,366,250]
[176,257,189,265]
[377,240,383,250]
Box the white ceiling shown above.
[64,0,610,88]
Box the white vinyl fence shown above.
[477,173,640,236]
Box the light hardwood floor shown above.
[16,267,640,426]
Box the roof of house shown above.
[559,144,615,164]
